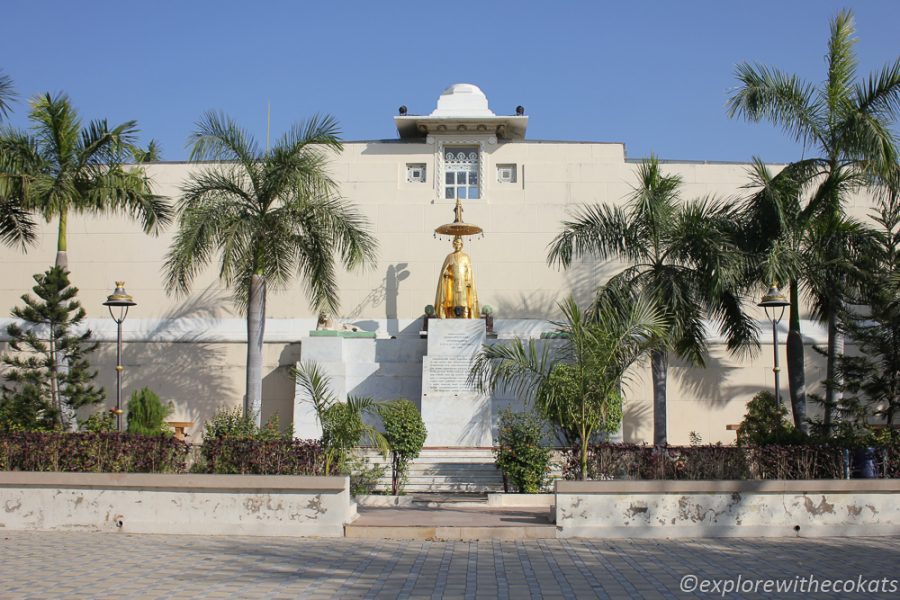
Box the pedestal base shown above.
[420,320,492,447]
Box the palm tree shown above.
[739,160,878,430]
[0,92,170,267]
[548,157,756,446]
[165,112,378,425]
[737,160,814,430]
[471,287,665,479]
[727,9,900,415]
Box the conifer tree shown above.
[1,266,104,430]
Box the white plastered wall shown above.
[0,140,878,443]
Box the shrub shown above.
[200,437,324,475]
[79,410,116,432]
[346,453,387,496]
[126,388,173,436]
[320,398,387,475]
[494,409,552,493]
[199,408,297,473]
[737,391,802,446]
[0,432,189,473]
[563,443,853,480]
[203,407,290,441]
[377,399,427,494]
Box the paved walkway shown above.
[0,531,898,599]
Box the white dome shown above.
[431,83,494,117]
[441,83,485,96]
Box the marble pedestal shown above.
[420,319,493,447]
[294,335,425,439]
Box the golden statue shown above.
[433,198,483,319]
[435,236,479,318]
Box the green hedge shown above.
[563,442,900,480]
[0,432,189,473]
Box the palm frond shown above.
[164,180,248,295]
[470,338,555,400]
[823,9,858,119]
[547,203,641,267]
[727,62,822,148]
[628,157,681,250]
[79,166,172,233]
[0,195,35,248]
[839,109,899,177]
[29,93,81,167]
[278,195,377,312]
[854,57,900,118]
[292,361,338,424]
[344,395,389,454]
[188,110,260,170]
[79,119,139,167]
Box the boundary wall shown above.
[0,472,354,537]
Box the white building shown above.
[2,84,867,444]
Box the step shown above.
[355,493,556,509]
[345,506,558,541]
[356,448,506,493]
[344,524,558,541]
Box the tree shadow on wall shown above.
[492,258,615,319]
[261,342,303,431]
[344,263,409,336]
[95,286,237,438]
[622,395,652,443]
[671,351,766,411]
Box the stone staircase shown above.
[358,448,504,493]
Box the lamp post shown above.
[758,285,790,409]
[103,282,136,431]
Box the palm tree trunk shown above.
[824,311,843,430]
[651,349,668,446]
[246,274,266,427]
[786,281,807,434]
[55,208,68,269]
[579,422,589,480]
[53,211,74,428]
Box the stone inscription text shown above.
[435,331,479,355]
[426,356,475,393]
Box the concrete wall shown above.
[555,480,900,539]
[0,472,354,537]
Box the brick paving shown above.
[0,531,897,599]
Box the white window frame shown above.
[436,139,487,201]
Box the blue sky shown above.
[2,1,898,162]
